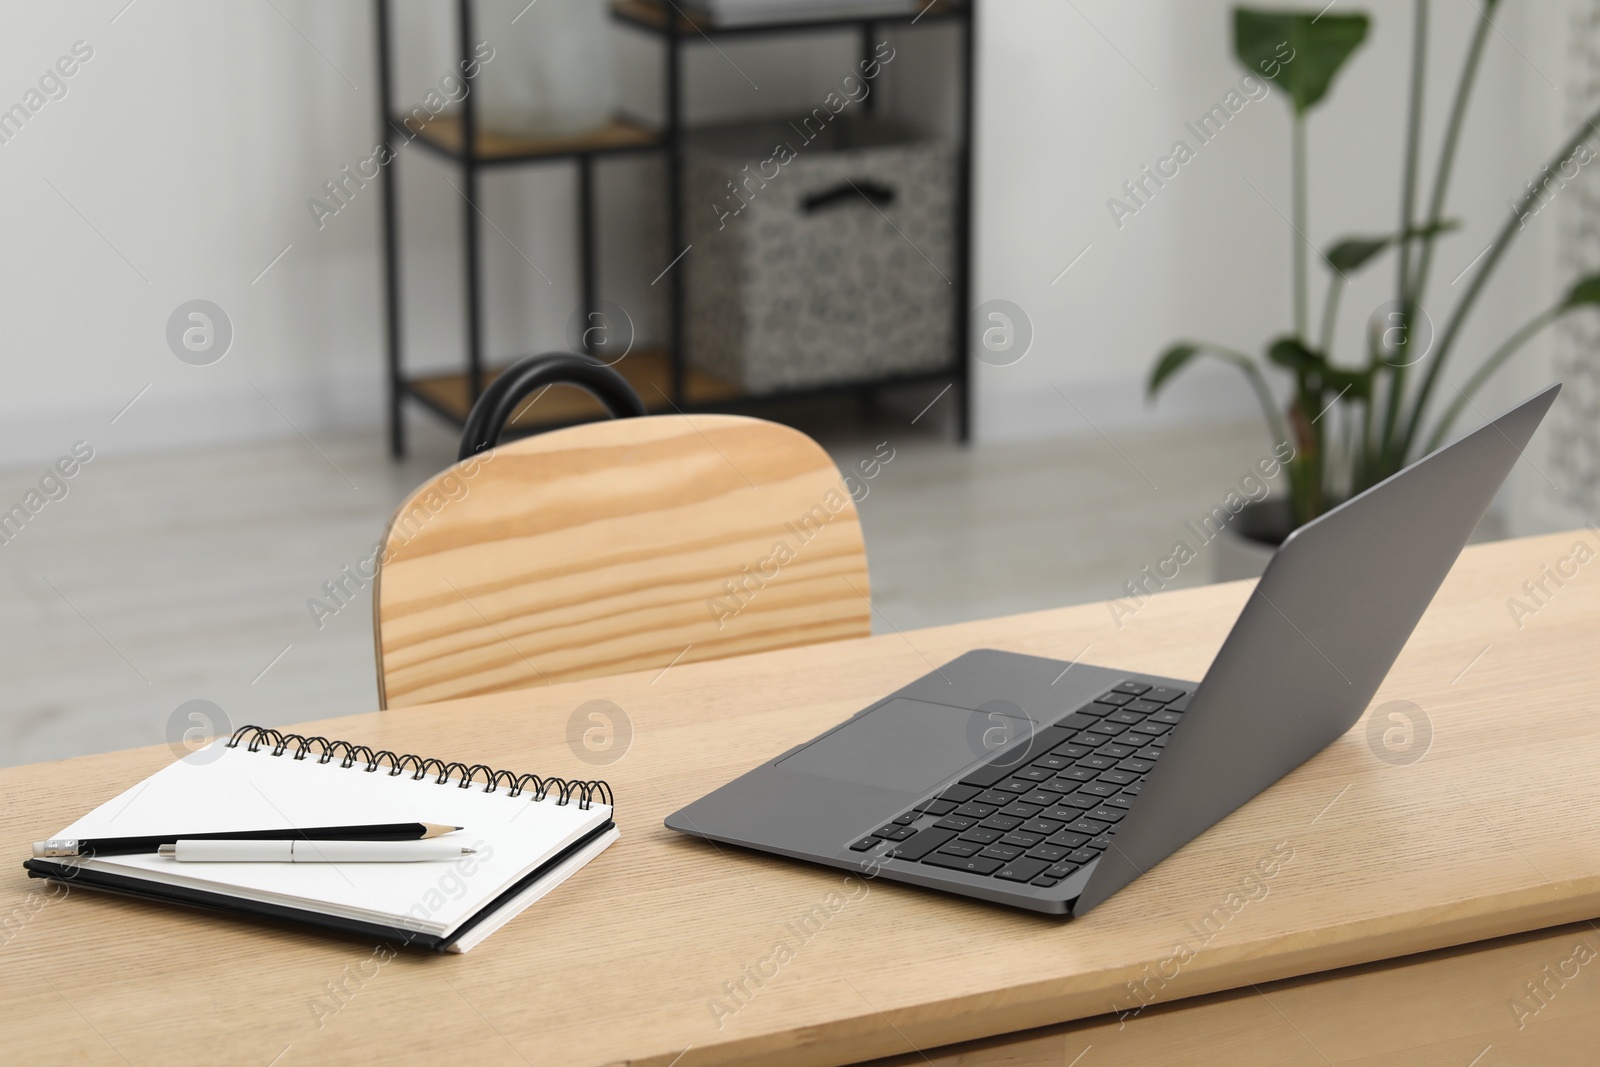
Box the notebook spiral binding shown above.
[225,725,614,810]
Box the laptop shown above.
[665,384,1560,915]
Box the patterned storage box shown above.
[684,116,956,393]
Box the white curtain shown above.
[1552,0,1600,517]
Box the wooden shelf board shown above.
[403,113,661,162]
[612,0,966,33]
[406,349,739,429]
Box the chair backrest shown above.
[373,414,872,708]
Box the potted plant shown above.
[1149,2,1600,577]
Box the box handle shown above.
[802,180,896,214]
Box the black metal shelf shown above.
[404,360,956,448]
[374,0,975,457]
[396,112,665,167]
[611,0,969,38]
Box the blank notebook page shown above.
[49,740,612,937]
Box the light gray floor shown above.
[0,409,1274,767]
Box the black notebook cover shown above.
[24,820,615,952]
[25,725,616,952]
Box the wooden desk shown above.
[4,531,1599,1065]
[870,917,1600,1065]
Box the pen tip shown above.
[462,847,476,855]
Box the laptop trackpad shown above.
[776,698,1029,795]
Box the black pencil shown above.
[31,822,462,859]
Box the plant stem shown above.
[1409,0,1495,308]
[1422,305,1562,454]
[1358,308,1391,493]
[1202,343,1293,450]
[1378,0,1429,477]
[1337,400,1357,500]
[1289,394,1324,525]
[1292,114,1309,341]
[1395,0,1428,303]
[1319,273,1343,358]
[1402,102,1600,462]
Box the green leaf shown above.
[1148,342,1200,396]
[1146,341,1293,455]
[1266,335,1325,374]
[1561,271,1600,308]
[1235,7,1371,116]
[1266,335,1369,405]
[1324,236,1391,274]
[1321,365,1373,400]
[1323,219,1461,274]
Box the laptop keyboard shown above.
[847,681,1190,889]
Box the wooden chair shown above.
[372,357,872,708]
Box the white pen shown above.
[157,839,476,863]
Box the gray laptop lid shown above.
[1075,384,1559,914]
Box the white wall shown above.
[1,2,384,462]
[973,0,1565,447]
[0,0,1572,467]
[1510,0,1600,536]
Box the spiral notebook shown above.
[22,727,618,953]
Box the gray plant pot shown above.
[1209,498,1295,582]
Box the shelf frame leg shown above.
[954,2,976,443]
[376,0,406,458]
[457,0,486,405]
[578,153,598,356]
[665,10,686,406]
[860,21,877,116]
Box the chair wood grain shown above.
[373,414,871,707]
[5,531,1600,1066]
